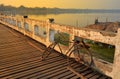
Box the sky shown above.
[0,0,120,9]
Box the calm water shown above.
[28,13,120,27]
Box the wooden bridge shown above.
[2,13,120,78]
[0,23,112,79]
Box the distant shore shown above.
[1,4,120,15]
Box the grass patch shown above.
[54,32,70,46]
[91,44,115,63]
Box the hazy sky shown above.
[0,0,120,9]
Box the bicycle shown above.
[40,31,93,69]
[66,39,93,73]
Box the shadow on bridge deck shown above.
[0,23,111,79]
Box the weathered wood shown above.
[0,24,111,79]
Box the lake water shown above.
[28,13,120,27]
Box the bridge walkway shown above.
[0,23,111,79]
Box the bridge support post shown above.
[66,27,75,57]
[45,22,50,47]
[112,29,120,79]
[112,44,120,79]
[21,18,26,35]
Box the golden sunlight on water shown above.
[28,13,120,27]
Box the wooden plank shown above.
[98,75,112,79]
[51,63,81,79]
[67,66,86,79]
[89,74,102,79]
[0,55,56,70]
[0,50,39,66]
[60,74,76,79]
[0,56,63,77]
[70,76,80,79]
[0,47,37,58]
[51,70,72,79]
[20,61,67,79]
[32,62,76,79]
[3,58,66,79]
[85,71,98,78]
[13,60,66,79]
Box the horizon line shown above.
[1,4,120,10]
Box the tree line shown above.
[0,4,120,15]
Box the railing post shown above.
[45,22,50,47]
[31,20,35,37]
[67,27,75,57]
[112,44,120,79]
[69,27,75,43]
[32,22,35,37]
[15,18,18,30]
[22,18,26,35]
[21,18,24,34]
[112,29,120,79]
